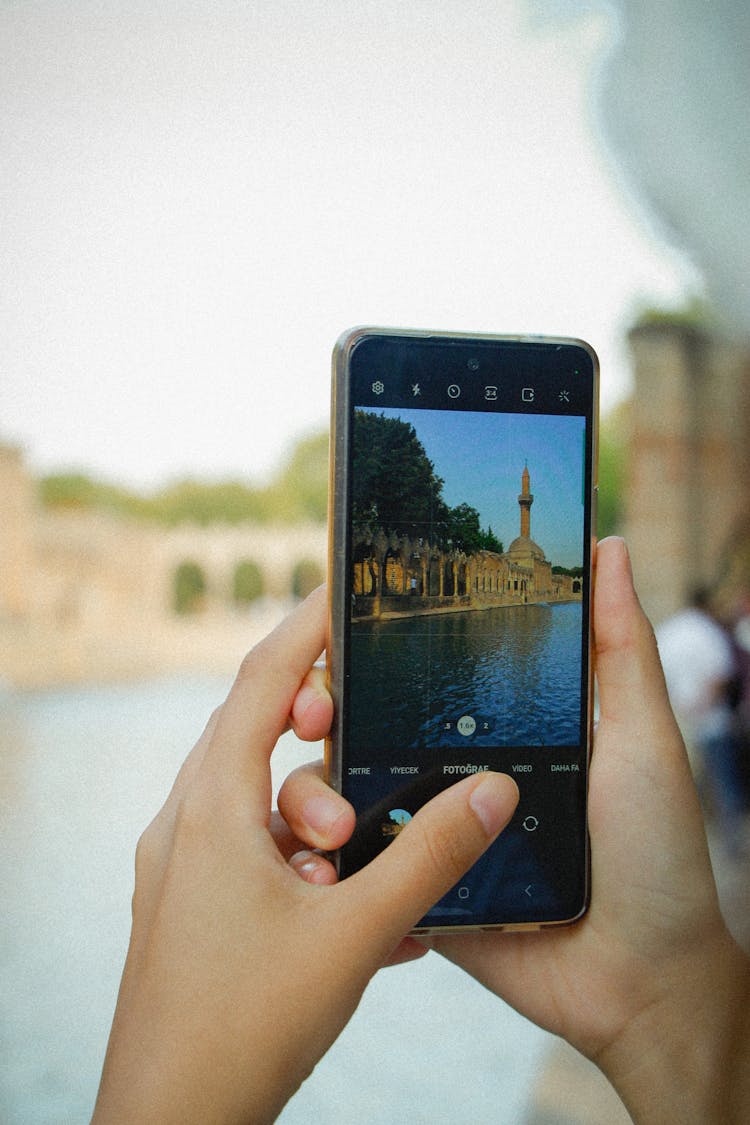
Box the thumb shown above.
[340,772,519,955]
[590,537,706,857]
[594,536,676,731]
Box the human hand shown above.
[426,537,749,1121]
[281,541,750,1123]
[92,586,519,1125]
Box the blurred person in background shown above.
[729,589,750,796]
[657,586,749,858]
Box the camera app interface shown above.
[341,338,594,926]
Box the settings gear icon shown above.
[371,380,385,395]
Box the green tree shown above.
[445,502,483,553]
[552,565,584,578]
[352,411,449,539]
[479,525,503,553]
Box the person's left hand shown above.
[93,586,519,1125]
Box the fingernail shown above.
[469,775,518,836]
[289,850,320,877]
[605,535,633,580]
[289,849,335,886]
[295,684,322,719]
[302,794,342,836]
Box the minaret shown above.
[518,462,533,539]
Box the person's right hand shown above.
[426,536,750,1122]
[280,538,750,1123]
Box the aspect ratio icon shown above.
[484,386,498,401]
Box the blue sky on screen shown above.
[362,405,585,568]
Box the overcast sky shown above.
[1,0,698,489]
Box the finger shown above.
[278,760,356,851]
[288,664,333,742]
[199,585,328,816]
[288,849,339,886]
[590,537,708,869]
[382,938,429,967]
[268,810,309,862]
[594,537,679,742]
[339,772,519,962]
[128,701,227,964]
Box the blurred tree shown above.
[155,480,267,525]
[291,558,325,599]
[173,561,207,614]
[632,296,717,331]
[598,401,629,538]
[263,431,329,522]
[232,559,264,605]
[39,472,151,518]
[39,430,330,526]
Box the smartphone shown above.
[327,327,598,932]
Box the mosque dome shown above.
[506,535,546,562]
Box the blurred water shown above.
[0,676,551,1124]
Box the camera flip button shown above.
[522,815,540,832]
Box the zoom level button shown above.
[457,714,476,737]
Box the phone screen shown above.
[328,330,598,930]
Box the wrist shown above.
[596,929,750,1125]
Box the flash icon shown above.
[412,383,421,396]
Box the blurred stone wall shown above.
[0,447,326,687]
[623,322,750,623]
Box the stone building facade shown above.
[352,465,579,621]
[623,322,750,623]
